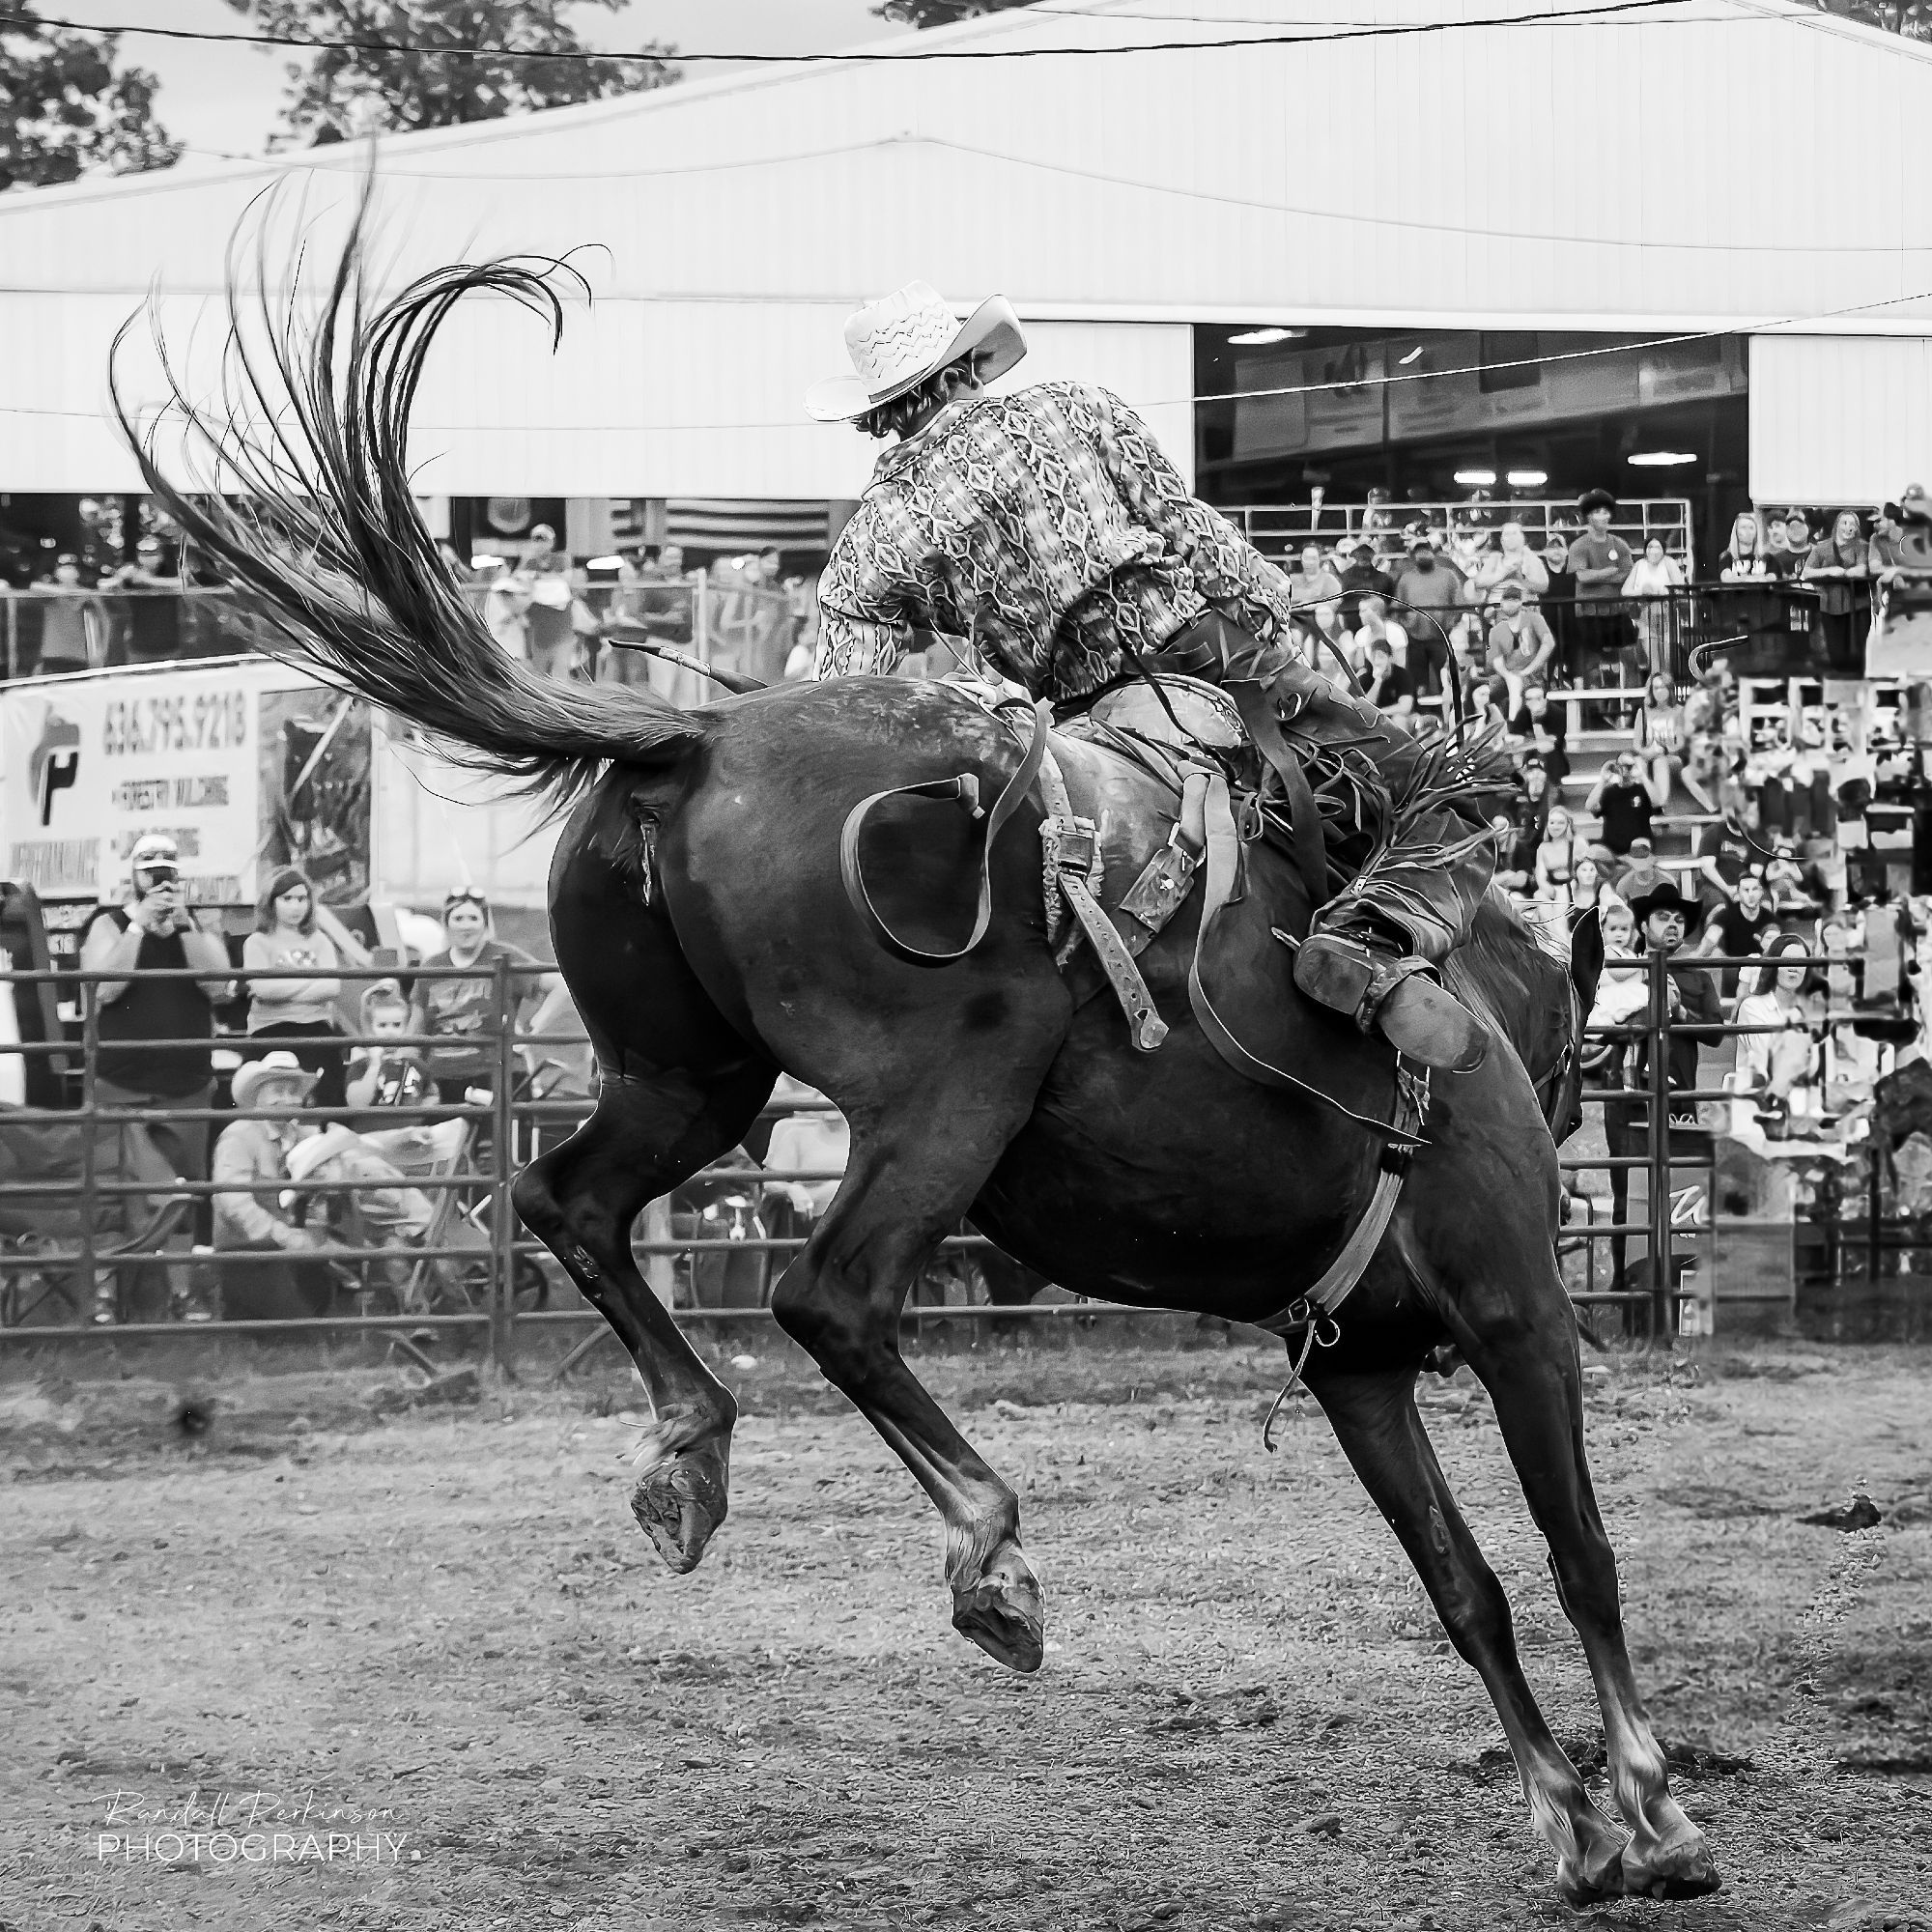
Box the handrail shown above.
[0,947,1906,1344]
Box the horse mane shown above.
[1440,889,1572,1076]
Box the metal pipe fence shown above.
[0,579,806,694]
[1223,498,1697,570]
[0,585,280,679]
[0,947,1896,1356]
[1,578,1858,717]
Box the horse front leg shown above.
[1313,1363,1634,1906]
[1472,1306,1721,1899]
[771,1110,1046,1672]
[513,1062,775,1573]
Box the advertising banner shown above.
[0,659,371,906]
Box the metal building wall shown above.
[3,0,1930,495]
[1749,335,1932,505]
[3,289,1193,496]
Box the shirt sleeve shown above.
[814,601,907,679]
[813,513,916,680]
[1086,387,1294,640]
[213,1127,298,1248]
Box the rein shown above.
[1186,772,1427,1149]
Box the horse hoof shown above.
[630,1438,730,1574]
[1622,1834,1721,1900]
[951,1545,1044,1673]
[1556,1855,1627,1909]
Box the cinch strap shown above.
[1256,1060,1431,1450]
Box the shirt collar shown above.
[870,399,974,486]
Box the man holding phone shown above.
[79,832,235,1212]
[1585,749,1665,856]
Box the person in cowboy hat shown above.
[1618,869,1723,1100]
[806,281,1515,1070]
[213,1050,434,1318]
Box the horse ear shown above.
[1570,906,1605,1017]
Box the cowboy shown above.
[213,1051,435,1319]
[1619,872,1723,1111]
[806,282,1510,1070]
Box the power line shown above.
[11,286,1929,431]
[0,0,1707,65]
[161,135,911,187]
[4,125,1913,254]
[923,134,1932,254]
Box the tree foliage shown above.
[0,8,181,193]
[874,0,1036,28]
[1804,0,1930,33]
[222,0,678,145]
[879,0,1931,34]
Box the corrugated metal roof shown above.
[2,0,1928,493]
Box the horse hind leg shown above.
[513,1060,775,1574]
[770,1043,1061,1673]
[1313,1364,1633,1906]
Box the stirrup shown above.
[1293,933,1487,1073]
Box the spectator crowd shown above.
[10,483,1932,1326]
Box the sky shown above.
[52,0,915,157]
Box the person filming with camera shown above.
[78,831,235,1198]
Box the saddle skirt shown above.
[947,673,1278,1053]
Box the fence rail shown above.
[0,939,1897,1354]
[2,571,1864,701]
[1225,497,1698,573]
[0,576,807,693]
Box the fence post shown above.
[79,980,100,1322]
[1645,952,1674,1347]
[488,952,517,1375]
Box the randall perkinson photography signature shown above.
[88,1786,416,1865]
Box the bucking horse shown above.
[120,213,1717,1907]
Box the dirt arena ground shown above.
[2,1334,1928,1932]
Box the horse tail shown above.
[110,182,706,809]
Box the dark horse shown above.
[123,230,1717,1907]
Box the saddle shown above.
[838,671,1430,1334]
[839,672,1426,1146]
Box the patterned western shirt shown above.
[813,381,1295,699]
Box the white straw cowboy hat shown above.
[805,281,1027,424]
[231,1050,320,1111]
